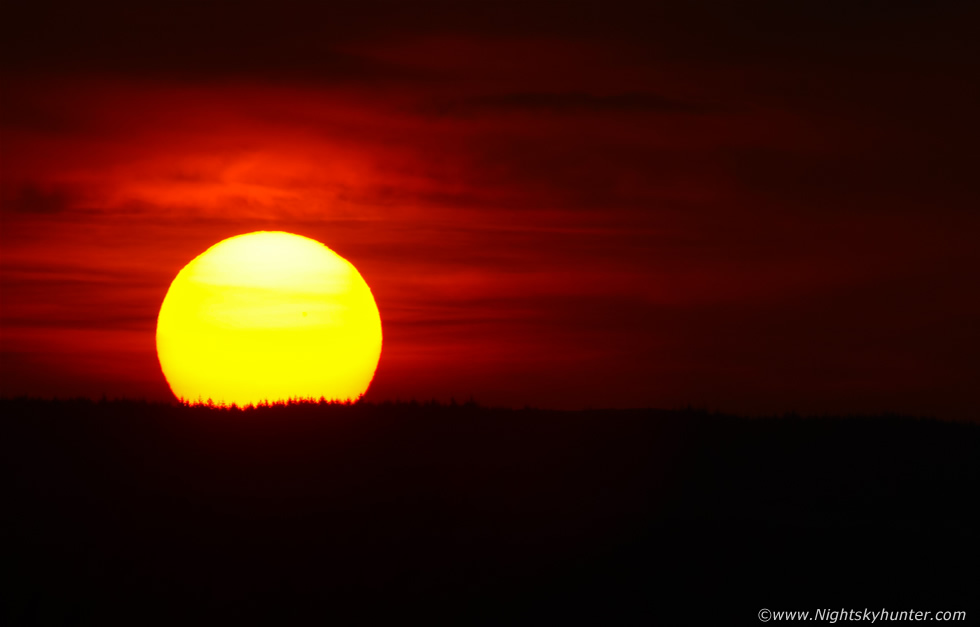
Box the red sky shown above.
[2,1,978,417]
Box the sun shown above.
[156,231,382,406]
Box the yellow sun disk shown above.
[156,232,382,406]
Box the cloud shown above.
[0,2,421,83]
[422,91,706,117]
[1,5,978,415]
[1,183,76,215]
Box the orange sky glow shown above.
[2,3,978,417]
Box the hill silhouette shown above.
[3,398,977,625]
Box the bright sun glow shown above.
[156,231,382,406]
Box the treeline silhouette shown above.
[3,398,977,625]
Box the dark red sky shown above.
[2,1,978,417]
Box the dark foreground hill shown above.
[3,398,977,625]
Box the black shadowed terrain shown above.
[3,398,977,625]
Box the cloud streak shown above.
[2,3,978,416]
